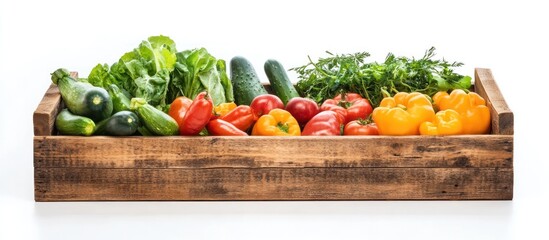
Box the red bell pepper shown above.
[220,105,257,131]
[180,92,213,135]
[207,119,248,136]
[320,93,373,124]
[302,111,343,136]
[168,96,193,127]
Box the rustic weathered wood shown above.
[34,135,513,169]
[34,167,512,201]
[32,69,514,201]
[474,68,514,135]
[33,72,77,136]
[33,84,62,136]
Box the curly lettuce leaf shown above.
[169,48,232,106]
[88,35,177,108]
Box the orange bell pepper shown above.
[420,109,463,135]
[372,92,435,135]
[433,89,490,134]
[252,109,301,136]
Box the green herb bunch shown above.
[291,47,471,107]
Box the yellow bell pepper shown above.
[213,102,237,118]
[420,109,463,135]
[372,92,435,135]
[433,89,491,134]
[252,109,301,136]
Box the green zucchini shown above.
[264,59,300,105]
[55,108,95,136]
[51,68,113,121]
[230,56,268,105]
[94,110,139,136]
[107,84,131,113]
[130,98,178,136]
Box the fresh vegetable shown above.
[207,119,248,136]
[180,92,214,135]
[292,47,471,107]
[285,97,320,126]
[372,92,435,135]
[220,105,257,132]
[168,96,193,127]
[250,94,284,117]
[107,84,131,113]
[252,109,300,136]
[51,68,113,121]
[213,102,237,119]
[320,93,373,124]
[301,110,343,136]
[419,109,462,135]
[55,108,96,136]
[230,56,268,105]
[169,48,233,106]
[94,110,140,136]
[264,59,300,104]
[130,98,178,136]
[91,36,177,109]
[432,89,491,134]
[343,119,379,135]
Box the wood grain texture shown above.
[34,135,513,169]
[34,167,513,201]
[33,72,77,136]
[474,68,514,135]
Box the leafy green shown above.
[169,48,233,106]
[88,35,177,109]
[292,47,471,107]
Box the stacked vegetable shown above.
[52,35,490,137]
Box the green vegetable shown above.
[107,84,131,113]
[130,98,178,136]
[88,35,177,109]
[55,108,95,136]
[230,56,268,105]
[169,48,233,106]
[292,47,471,107]
[94,110,140,136]
[264,59,300,105]
[51,68,113,121]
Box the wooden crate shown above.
[33,68,514,201]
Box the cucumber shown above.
[107,84,131,113]
[130,98,178,136]
[264,59,300,105]
[94,110,139,136]
[51,68,113,121]
[55,108,95,136]
[230,56,268,105]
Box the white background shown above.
[1,0,547,239]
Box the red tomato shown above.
[343,120,379,135]
[285,97,320,125]
[168,96,193,127]
[250,94,284,117]
[320,93,373,124]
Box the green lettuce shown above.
[169,48,233,106]
[88,35,177,109]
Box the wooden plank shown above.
[33,84,61,136]
[474,68,514,135]
[33,72,77,136]
[34,135,513,169]
[34,167,513,201]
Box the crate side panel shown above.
[34,167,513,201]
[34,135,513,169]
